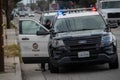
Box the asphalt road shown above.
[13,13,120,80]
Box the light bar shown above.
[42,8,93,14]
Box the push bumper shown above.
[51,53,117,67]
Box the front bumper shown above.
[51,45,117,67]
[51,54,117,67]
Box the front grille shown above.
[69,44,100,51]
[108,13,120,18]
[64,35,101,51]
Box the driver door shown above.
[19,19,50,63]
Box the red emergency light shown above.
[92,7,97,11]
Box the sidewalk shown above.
[0,15,22,80]
[0,57,22,80]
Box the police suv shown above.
[47,10,119,73]
[19,9,119,73]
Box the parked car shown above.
[28,12,35,17]
[19,11,26,17]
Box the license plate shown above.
[78,51,90,58]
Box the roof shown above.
[57,11,99,19]
[19,18,39,23]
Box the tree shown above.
[30,3,37,11]
[2,0,22,12]
[37,0,49,11]
[2,0,22,29]
[57,0,96,8]
[77,0,96,7]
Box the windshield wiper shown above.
[55,29,96,33]
[71,29,96,32]
[55,31,68,33]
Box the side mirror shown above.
[36,30,49,35]
[49,29,54,33]
[107,23,118,29]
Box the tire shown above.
[109,56,119,69]
[49,48,59,73]
[49,62,59,73]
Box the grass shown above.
[4,44,23,62]
[4,44,20,57]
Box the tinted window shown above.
[102,1,120,9]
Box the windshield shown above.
[54,15,106,33]
[102,1,120,9]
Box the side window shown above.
[39,25,47,32]
[20,20,46,35]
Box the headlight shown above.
[101,33,116,46]
[52,39,65,47]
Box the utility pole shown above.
[48,0,49,11]
[0,0,5,72]
[5,0,10,29]
[30,0,32,10]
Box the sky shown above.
[22,0,37,4]
[22,0,29,4]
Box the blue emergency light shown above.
[57,11,63,15]
[57,10,66,16]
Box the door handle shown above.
[22,38,29,40]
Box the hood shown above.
[54,30,107,39]
[101,9,120,13]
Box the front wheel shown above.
[49,62,59,73]
[109,56,119,69]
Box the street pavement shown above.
[0,16,22,80]
[0,57,22,80]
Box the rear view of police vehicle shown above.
[48,9,119,73]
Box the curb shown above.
[15,57,22,80]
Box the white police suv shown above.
[19,9,119,73]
